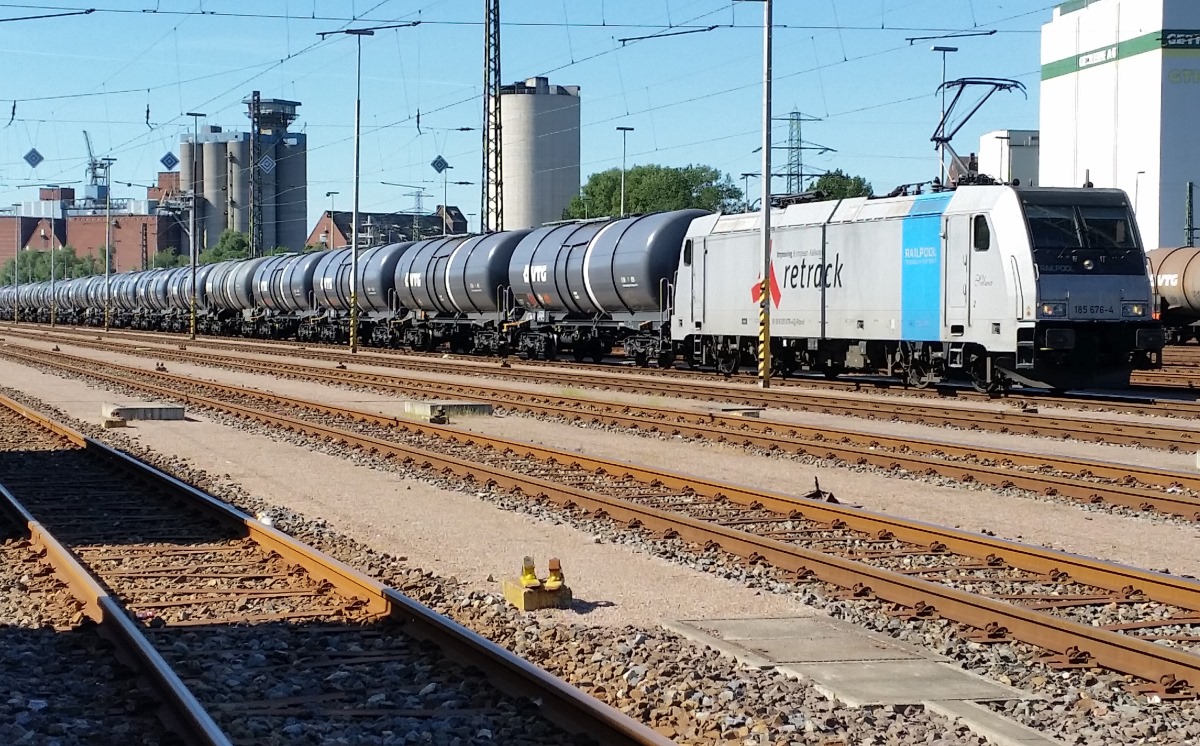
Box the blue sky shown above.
[0,0,1057,233]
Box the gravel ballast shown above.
[4,349,1200,743]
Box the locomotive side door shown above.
[944,214,970,334]
[690,238,706,327]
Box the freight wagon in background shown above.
[0,185,1165,392]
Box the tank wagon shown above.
[1147,247,1200,344]
[0,185,1165,390]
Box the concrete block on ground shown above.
[101,417,127,429]
[675,615,1036,707]
[501,577,573,611]
[923,700,1064,746]
[402,400,494,420]
[102,403,185,421]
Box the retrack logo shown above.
[751,254,844,308]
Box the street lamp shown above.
[1135,171,1147,215]
[443,179,473,236]
[758,0,773,389]
[102,156,116,331]
[186,111,205,339]
[617,126,634,216]
[319,27,374,355]
[932,46,958,184]
[740,173,757,212]
[325,190,339,248]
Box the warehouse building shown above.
[1039,0,1200,248]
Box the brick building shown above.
[306,207,469,250]
[0,175,184,272]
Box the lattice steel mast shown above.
[248,91,264,258]
[481,0,503,232]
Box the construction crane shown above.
[82,130,102,189]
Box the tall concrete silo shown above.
[180,138,204,246]
[228,138,251,234]
[201,140,228,247]
[499,77,581,229]
[274,133,307,251]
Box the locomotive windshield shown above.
[1019,193,1144,275]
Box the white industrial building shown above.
[499,77,581,230]
[1039,0,1200,248]
[978,130,1040,187]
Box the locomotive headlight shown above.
[1122,303,1147,318]
[1082,259,1096,270]
[1040,302,1067,317]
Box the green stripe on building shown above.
[1042,29,1200,80]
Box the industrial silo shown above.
[228,138,251,234]
[180,138,204,243]
[499,77,581,230]
[260,138,278,252]
[274,133,307,252]
[202,140,228,247]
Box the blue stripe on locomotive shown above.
[900,193,952,340]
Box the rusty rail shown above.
[0,392,670,746]
[7,344,1200,696]
[10,322,1200,420]
[9,340,1200,521]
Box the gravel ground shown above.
[0,528,178,744]
[0,365,998,745]
[12,338,1199,579]
[8,341,1200,743]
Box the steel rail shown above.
[17,329,1199,452]
[10,322,1200,419]
[0,392,670,746]
[9,342,1200,521]
[8,346,1200,695]
[0,411,232,746]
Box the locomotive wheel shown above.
[717,354,739,377]
[906,363,933,389]
[657,350,675,369]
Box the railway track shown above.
[7,342,1200,699]
[12,322,1198,420]
[8,324,1200,451]
[7,338,1200,524]
[0,393,666,745]
[0,471,177,743]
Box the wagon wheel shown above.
[657,349,676,369]
[717,353,739,377]
[906,361,933,389]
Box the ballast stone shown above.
[101,403,186,421]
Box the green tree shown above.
[152,249,189,269]
[563,164,742,219]
[1,246,107,284]
[811,169,873,200]
[198,230,250,264]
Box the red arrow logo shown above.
[750,264,782,308]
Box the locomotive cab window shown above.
[972,215,991,251]
[682,239,693,267]
[1020,195,1144,275]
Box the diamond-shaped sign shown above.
[23,148,43,169]
[259,154,276,174]
[430,155,449,174]
[160,151,179,170]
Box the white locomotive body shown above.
[672,186,1163,390]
